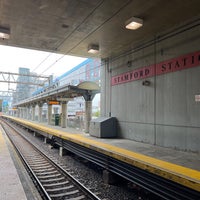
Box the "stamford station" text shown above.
[111,50,200,86]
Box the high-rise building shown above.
[13,68,31,104]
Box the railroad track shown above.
[0,119,100,200]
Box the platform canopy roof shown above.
[0,0,200,59]
[13,81,100,107]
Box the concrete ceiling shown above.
[0,0,200,59]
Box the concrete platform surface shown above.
[40,121,200,171]
[87,136,200,171]
[0,126,27,200]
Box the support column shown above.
[22,107,25,118]
[101,58,111,117]
[26,106,29,120]
[23,107,26,119]
[19,108,22,118]
[61,101,67,128]
[59,147,68,157]
[83,90,97,133]
[38,102,43,123]
[103,170,118,184]
[21,108,24,118]
[20,108,23,118]
[48,104,52,125]
[85,101,92,133]
[32,105,35,121]
[17,108,20,117]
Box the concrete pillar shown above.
[103,170,118,185]
[85,101,92,133]
[26,107,29,119]
[20,108,23,118]
[48,104,52,125]
[17,108,20,117]
[101,58,111,117]
[61,101,67,128]
[44,137,47,144]
[38,103,43,123]
[59,146,67,157]
[22,108,25,118]
[19,108,22,118]
[82,90,97,133]
[21,108,24,118]
[23,108,26,119]
[21,108,23,118]
[32,105,35,121]
[13,109,16,117]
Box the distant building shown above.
[57,58,101,86]
[13,68,41,104]
[13,68,30,104]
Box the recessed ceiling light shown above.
[0,26,10,39]
[125,17,143,30]
[88,44,99,54]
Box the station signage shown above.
[111,50,200,86]
[48,101,60,105]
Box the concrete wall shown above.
[101,24,200,152]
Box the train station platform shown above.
[3,116,200,195]
[0,126,27,200]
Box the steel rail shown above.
[0,121,51,200]
[1,119,100,200]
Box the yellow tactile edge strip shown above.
[5,116,200,192]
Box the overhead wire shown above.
[31,53,52,72]
[40,54,66,74]
[31,0,105,76]
[31,0,133,78]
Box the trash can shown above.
[55,114,60,126]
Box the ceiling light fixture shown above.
[88,44,99,54]
[0,26,10,39]
[125,17,143,30]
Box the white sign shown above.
[195,95,200,102]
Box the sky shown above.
[0,45,87,91]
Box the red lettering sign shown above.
[111,50,200,86]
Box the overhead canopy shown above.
[13,82,100,107]
[77,81,100,91]
[0,0,199,58]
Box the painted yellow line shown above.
[4,116,200,192]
